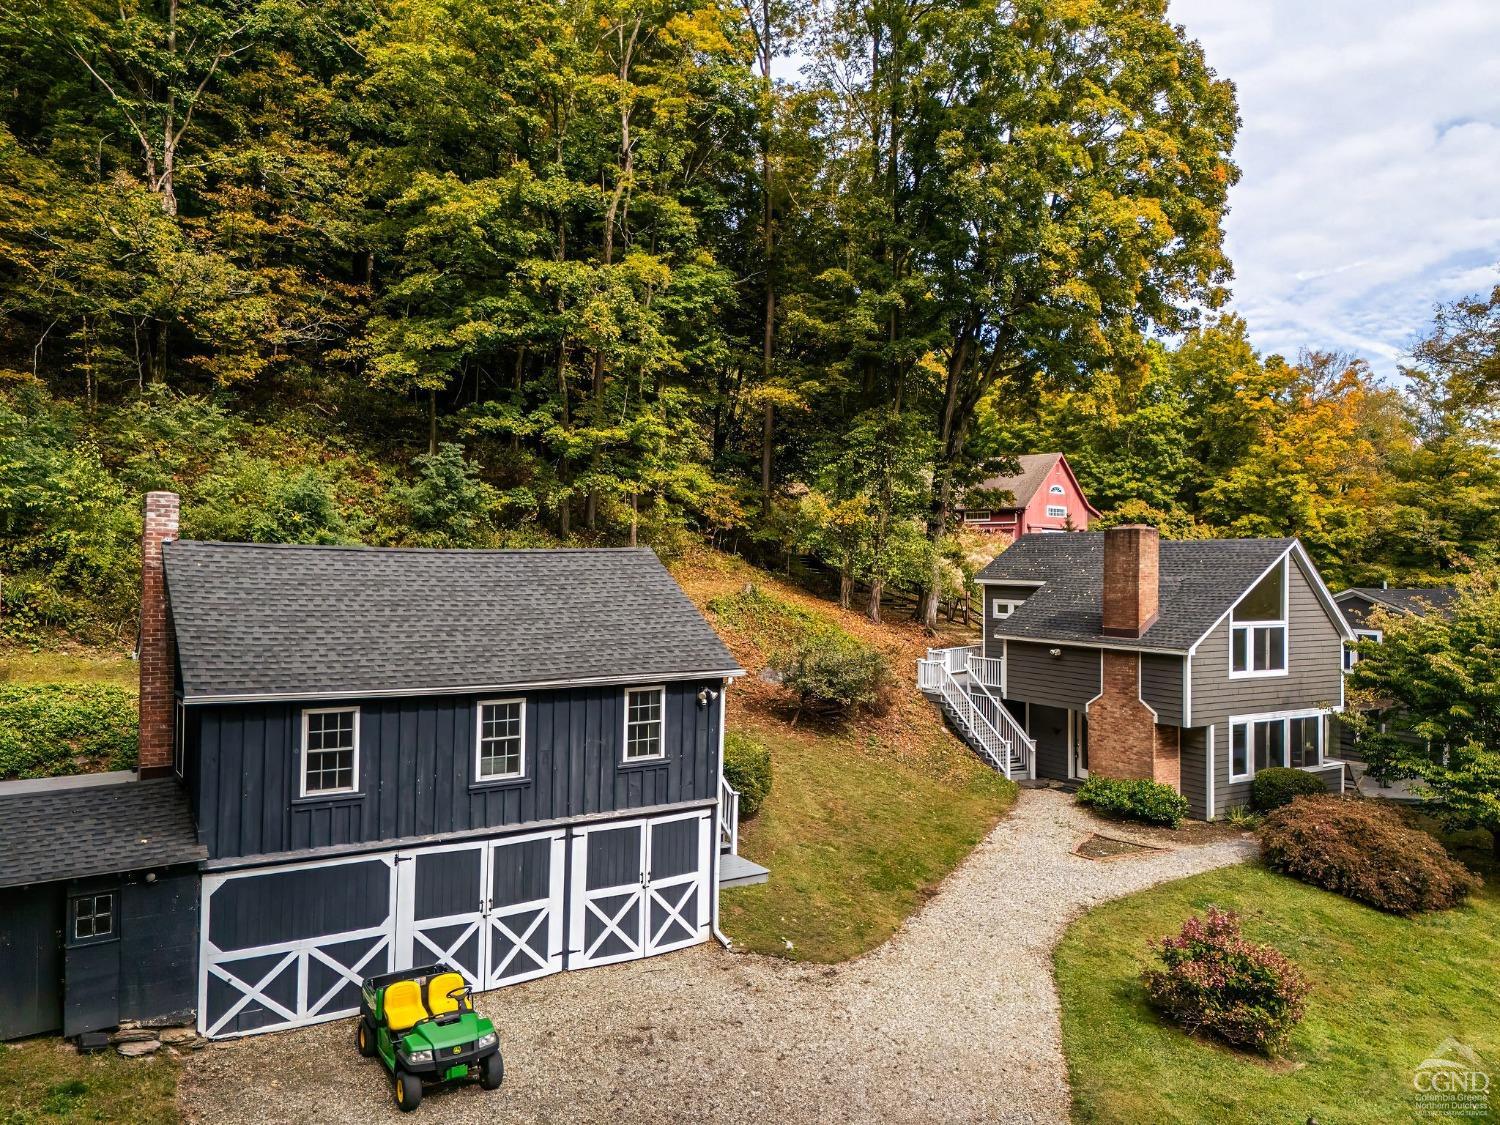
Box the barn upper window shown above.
[624,687,666,761]
[301,707,359,796]
[476,699,526,780]
[1049,484,1065,495]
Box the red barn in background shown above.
[955,453,1100,535]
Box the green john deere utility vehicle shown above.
[357,964,504,1112]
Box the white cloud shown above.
[1171,0,1500,376]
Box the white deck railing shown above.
[915,646,1037,779]
[719,776,740,854]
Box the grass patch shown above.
[707,585,839,653]
[1056,860,1500,1123]
[0,1039,179,1124]
[0,649,136,687]
[720,718,1016,962]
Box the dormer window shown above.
[1230,559,1287,677]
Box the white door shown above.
[1069,710,1089,779]
[568,811,712,970]
[484,830,566,988]
[643,811,711,955]
[394,841,488,990]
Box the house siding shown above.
[1003,643,1101,711]
[982,585,1042,662]
[1191,553,1344,815]
[1140,653,1184,725]
[192,681,721,861]
[1180,727,1210,820]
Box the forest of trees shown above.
[1,0,1497,644]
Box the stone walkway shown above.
[181,789,1256,1124]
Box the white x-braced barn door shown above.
[568,810,711,971]
[394,842,488,990]
[484,830,566,988]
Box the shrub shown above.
[723,731,772,818]
[1077,776,1190,828]
[0,683,138,779]
[1258,795,1481,914]
[1142,907,1309,1055]
[771,631,892,719]
[1251,766,1328,811]
[1224,805,1263,830]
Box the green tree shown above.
[1348,579,1500,856]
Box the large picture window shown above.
[1230,712,1324,781]
[301,707,359,796]
[476,699,526,780]
[1230,559,1288,676]
[623,686,666,761]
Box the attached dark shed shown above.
[0,773,206,1039]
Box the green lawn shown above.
[1056,859,1500,1124]
[0,1040,179,1124]
[720,719,1016,962]
[0,649,136,687]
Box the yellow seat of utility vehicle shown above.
[384,979,428,1032]
[427,972,469,1016]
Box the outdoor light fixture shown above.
[697,688,720,707]
[1048,647,1063,658]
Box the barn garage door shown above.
[199,855,396,1037]
[567,810,711,970]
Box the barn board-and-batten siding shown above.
[193,680,720,860]
[1190,552,1345,813]
[1002,642,1102,711]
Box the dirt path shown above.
[181,789,1256,1125]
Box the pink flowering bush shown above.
[1141,908,1309,1055]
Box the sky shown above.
[1168,0,1500,377]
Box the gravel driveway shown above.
[181,788,1256,1124]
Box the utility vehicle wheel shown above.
[393,1069,423,1113]
[357,1018,376,1058]
[479,1052,504,1090]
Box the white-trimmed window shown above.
[1230,711,1324,781]
[1343,628,1382,671]
[624,686,667,761]
[72,893,114,942]
[1049,484,1065,495]
[963,509,991,523]
[1230,559,1288,677]
[476,698,526,780]
[992,598,1022,619]
[300,707,359,796]
[1045,505,1067,518]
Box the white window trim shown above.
[991,598,1022,620]
[474,697,527,781]
[299,706,361,798]
[622,685,668,763]
[963,509,992,523]
[1343,628,1383,671]
[1049,483,1066,495]
[1045,504,1068,518]
[1228,558,1290,679]
[1228,708,1327,783]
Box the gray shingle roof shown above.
[1339,587,1460,624]
[0,777,205,888]
[164,541,742,701]
[976,533,1299,652]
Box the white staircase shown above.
[917,646,1035,779]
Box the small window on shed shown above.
[73,893,115,942]
[301,707,359,796]
[476,699,526,780]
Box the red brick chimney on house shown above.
[138,491,179,778]
[1101,524,1159,638]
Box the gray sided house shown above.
[919,526,1354,819]
[0,492,753,1044]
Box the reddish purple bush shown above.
[1142,908,1309,1055]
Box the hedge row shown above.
[0,683,138,779]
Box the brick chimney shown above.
[138,491,179,779]
[1101,525,1159,638]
